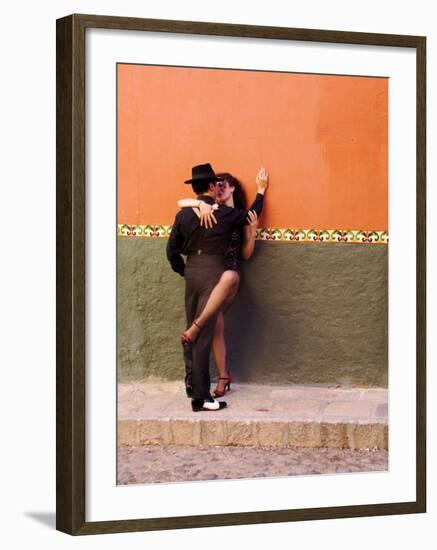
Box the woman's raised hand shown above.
[256,167,269,194]
[199,200,218,229]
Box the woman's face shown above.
[217,180,234,204]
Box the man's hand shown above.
[198,201,218,229]
[256,167,269,194]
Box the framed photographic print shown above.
[56,13,426,535]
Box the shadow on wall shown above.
[220,243,310,384]
[212,241,388,387]
[223,283,301,383]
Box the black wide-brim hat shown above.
[184,163,225,184]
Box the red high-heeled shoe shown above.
[213,374,232,398]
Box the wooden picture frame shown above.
[56,13,426,535]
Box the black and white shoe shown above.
[191,397,227,412]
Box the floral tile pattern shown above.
[118,224,172,238]
[117,224,388,244]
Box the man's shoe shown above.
[191,397,227,412]
[185,384,193,398]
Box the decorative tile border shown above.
[117,224,388,244]
[256,228,388,244]
[118,224,172,238]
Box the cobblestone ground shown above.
[117,445,388,485]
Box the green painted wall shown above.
[117,239,388,388]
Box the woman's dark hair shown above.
[216,172,247,210]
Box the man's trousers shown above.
[183,254,224,400]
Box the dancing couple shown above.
[167,163,269,412]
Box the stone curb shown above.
[118,418,388,450]
[118,382,388,450]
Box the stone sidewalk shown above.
[117,445,388,484]
[118,382,388,450]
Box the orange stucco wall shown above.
[117,64,388,230]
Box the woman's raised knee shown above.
[221,270,240,290]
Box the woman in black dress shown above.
[177,168,268,397]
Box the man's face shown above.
[209,182,218,199]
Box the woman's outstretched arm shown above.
[233,167,269,226]
[177,198,201,208]
[241,167,267,258]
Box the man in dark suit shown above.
[166,163,265,412]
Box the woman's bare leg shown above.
[183,270,240,341]
[212,311,227,378]
[212,311,232,396]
